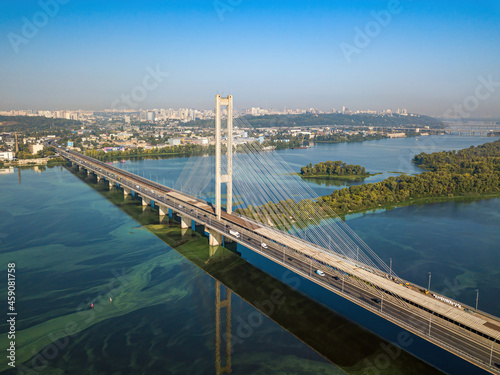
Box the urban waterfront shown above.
[0,136,498,374]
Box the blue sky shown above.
[1,0,499,116]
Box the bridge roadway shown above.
[53,145,500,374]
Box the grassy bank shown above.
[338,192,500,220]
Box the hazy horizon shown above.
[1,1,499,117]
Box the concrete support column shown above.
[108,180,113,189]
[207,229,223,247]
[96,175,102,182]
[123,188,131,197]
[141,197,149,206]
[158,206,167,216]
[180,215,192,229]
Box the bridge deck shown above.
[252,225,500,339]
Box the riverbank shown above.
[4,157,51,166]
[338,192,500,220]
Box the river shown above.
[0,135,497,374]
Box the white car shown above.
[316,270,325,277]
[261,243,268,248]
[229,230,240,238]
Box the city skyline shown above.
[0,106,417,123]
[1,1,500,117]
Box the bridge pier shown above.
[207,229,223,247]
[123,187,131,197]
[141,197,149,206]
[180,215,192,229]
[108,180,114,189]
[96,175,102,182]
[158,205,167,217]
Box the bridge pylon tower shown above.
[215,94,233,220]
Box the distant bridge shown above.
[50,96,500,374]
[444,124,500,136]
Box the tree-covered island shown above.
[300,161,376,181]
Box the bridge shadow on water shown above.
[46,165,488,375]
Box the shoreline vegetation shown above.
[339,192,500,220]
[236,140,500,226]
[299,161,377,181]
[81,133,390,162]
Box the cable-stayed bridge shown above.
[50,95,500,374]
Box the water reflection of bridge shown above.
[215,280,232,374]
